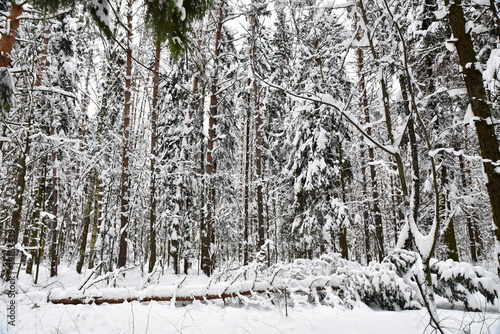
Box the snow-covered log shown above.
[49,278,340,305]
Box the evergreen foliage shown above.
[144,0,211,56]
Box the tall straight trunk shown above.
[0,4,22,68]
[26,165,46,275]
[118,0,133,268]
[1,116,31,280]
[148,44,160,273]
[202,2,224,276]
[183,40,201,274]
[367,111,384,261]
[458,153,479,262]
[88,177,102,269]
[446,0,500,274]
[399,75,420,227]
[76,169,96,274]
[441,165,459,261]
[355,23,384,261]
[337,138,348,259]
[50,125,59,277]
[243,108,251,265]
[68,54,92,258]
[250,9,265,250]
[361,169,371,263]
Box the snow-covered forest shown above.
[1,0,499,333]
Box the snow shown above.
[445,38,457,52]
[446,88,467,97]
[2,261,498,334]
[90,0,111,30]
[485,49,500,88]
[433,7,447,20]
[464,104,479,126]
[472,0,490,5]
[4,294,498,334]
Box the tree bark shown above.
[399,75,420,229]
[0,4,23,68]
[50,124,59,277]
[446,0,500,274]
[243,107,251,265]
[26,166,46,275]
[1,116,30,280]
[118,0,133,268]
[148,44,161,273]
[354,19,384,260]
[338,139,348,259]
[88,177,102,269]
[202,2,224,276]
[459,153,479,262]
[76,170,97,274]
[250,7,265,251]
[441,165,459,261]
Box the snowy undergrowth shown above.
[211,251,499,312]
[1,252,499,333]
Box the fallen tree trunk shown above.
[49,278,340,305]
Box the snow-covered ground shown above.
[5,300,500,334]
[1,264,499,334]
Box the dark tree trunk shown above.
[243,108,251,265]
[76,170,96,274]
[441,165,459,261]
[338,139,348,259]
[459,153,480,262]
[148,44,161,273]
[1,119,30,280]
[118,0,133,268]
[446,0,500,274]
[399,75,420,227]
[202,3,224,276]
[251,9,265,251]
[50,125,59,277]
[357,37,384,261]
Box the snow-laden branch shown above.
[257,75,399,157]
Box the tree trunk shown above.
[88,177,102,269]
[0,4,23,68]
[355,23,384,260]
[148,44,161,273]
[76,170,96,274]
[118,0,133,268]
[458,153,479,262]
[50,124,59,277]
[441,165,459,261]
[1,117,31,280]
[202,3,224,276]
[446,0,500,274]
[399,75,421,229]
[26,167,46,275]
[243,107,251,265]
[250,8,265,251]
[337,139,348,259]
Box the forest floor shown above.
[1,264,499,334]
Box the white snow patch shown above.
[446,88,467,97]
